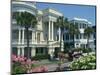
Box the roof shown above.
[73,17,92,24]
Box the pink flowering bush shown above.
[12,54,48,74]
[12,54,26,62]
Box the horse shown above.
[58,52,69,63]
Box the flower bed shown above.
[12,54,48,74]
[69,53,96,70]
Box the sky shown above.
[36,2,96,26]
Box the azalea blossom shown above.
[12,54,48,73]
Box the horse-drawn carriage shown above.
[57,49,83,62]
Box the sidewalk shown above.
[46,62,71,71]
[35,59,71,71]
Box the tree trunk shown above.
[60,27,64,52]
[60,27,62,51]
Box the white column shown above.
[32,31,35,44]
[59,27,61,41]
[48,47,55,59]
[17,47,20,56]
[22,28,25,44]
[48,47,52,55]
[18,29,21,44]
[49,21,51,41]
[48,48,54,54]
[61,33,63,41]
[22,47,24,56]
[31,48,36,57]
[52,21,54,41]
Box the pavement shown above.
[46,62,71,71]
[35,59,71,72]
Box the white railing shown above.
[12,39,61,46]
[89,39,94,42]
[12,39,48,45]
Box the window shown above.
[83,34,86,39]
[66,34,69,40]
[20,48,22,56]
[76,43,79,45]
[83,24,86,28]
[40,48,43,54]
[45,34,47,41]
[21,30,22,41]
[75,22,78,28]
[79,23,81,29]
[85,24,88,28]
[80,23,84,29]
[12,47,17,55]
[80,34,83,39]
[76,34,79,39]
[81,23,83,29]
[12,30,18,39]
[36,48,44,55]
[70,35,74,39]
[36,48,39,54]
[12,12,17,19]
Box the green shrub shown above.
[74,48,82,52]
[70,53,96,70]
[12,63,26,74]
[31,54,49,60]
[74,48,92,53]
[82,48,92,53]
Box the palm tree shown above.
[15,11,37,58]
[55,16,69,52]
[84,27,94,48]
[69,22,80,48]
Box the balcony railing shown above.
[12,39,60,46]
[12,39,48,45]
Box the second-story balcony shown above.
[12,39,61,47]
[64,38,94,44]
[12,39,47,44]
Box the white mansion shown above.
[12,1,95,58]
